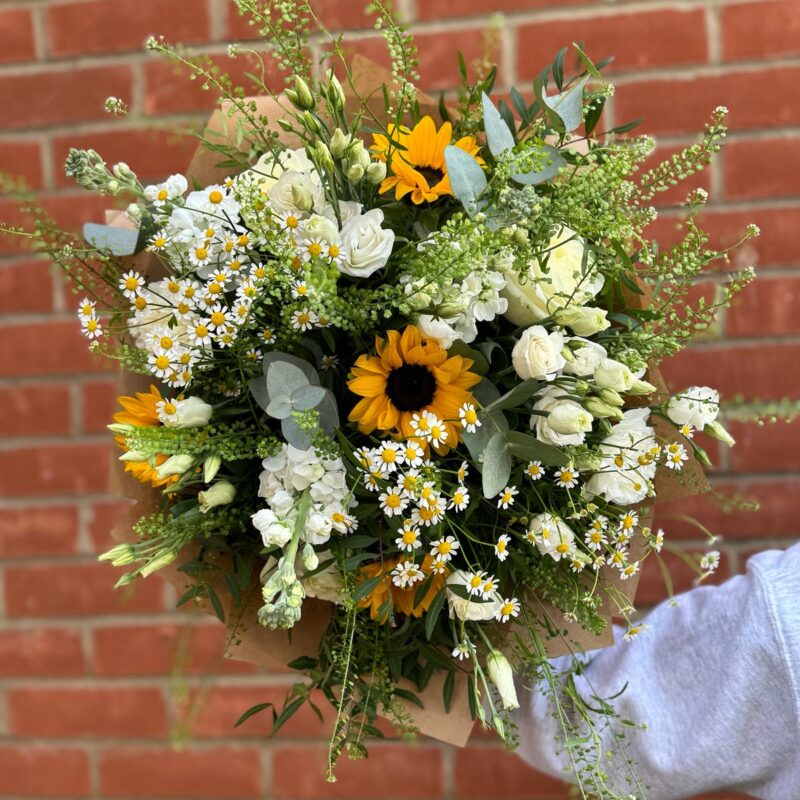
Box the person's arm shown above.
[514,544,800,800]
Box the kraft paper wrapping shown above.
[104,54,707,747]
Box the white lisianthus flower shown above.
[666,386,720,431]
[252,508,294,548]
[198,480,236,513]
[445,570,502,621]
[547,400,594,436]
[512,325,566,381]
[554,305,610,336]
[532,387,590,446]
[593,358,636,392]
[501,226,604,326]
[162,396,213,428]
[486,649,520,711]
[527,512,576,561]
[338,209,395,278]
[250,147,316,195]
[295,213,339,244]
[563,338,607,376]
[269,170,325,215]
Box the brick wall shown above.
[1,1,798,798]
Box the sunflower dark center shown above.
[417,166,444,186]
[385,364,436,411]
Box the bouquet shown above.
[3,2,761,795]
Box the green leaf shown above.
[224,571,241,606]
[265,394,292,420]
[393,688,424,709]
[267,360,309,402]
[505,431,569,466]
[573,43,603,79]
[552,46,567,90]
[482,431,512,499]
[352,573,384,602]
[234,702,273,727]
[424,588,447,640]
[484,378,540,412]
[271,696,306,736]
[608,118,642,136]
[443,669,456,712]
[584,96,606,136]
[286,655,318,670]
[467,675,478,720]
[447,340,489,376]
[343,534,378,549]
[482,92,515,157]
[444,145,487,216]
[510,86,530,125]
[438,93,451,124]
[207,587,225,622]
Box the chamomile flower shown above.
[619,511,639,533]
[237,279,259,303]
[497,485,518,510]
[244,347,262,363]
[619,561,641,581]
[410,410,437,438]
[664,442,688,470]
[330,509,357,533]
[391,560,425,588]
[81,315,103,339]
[554,466,580,489]
[380,487,409,517]
[397,469,421,496]
[457,461,469,483]
[291,307,317,331]
[302,238,326,262]
[680,423,695,439]
[450,485,470,511]
[525,461,544,481]
[459,402,480,433]
[623,624,650,642]
[275,210,304,231]
[480,576,498,600]
[374,441,404,474]
[430,557,449,575]
[214,327,237,348]
[429,535,459,561]
[326,242,343,264]
[401,440,425,467]
[259,327,276,345]
[156,398,179,424]
[466,571,487,596]
[428,417,448,448]
[411,496,446,526]
[649,528,665,553]
[77,298,96,318]
[188,243,213,268]
[234,231,252,252]
[452,641,472,661]
[700,550,720,573]
[495,597,520,623]
[320,354,340,372]
[394,522,421,551]
[584,527,607,552]
[189,320,213,347]
[147,352,173,379]
[207,303,232,332]
[495,534,511,561]
[291,280,310,300]
[119,270,143,299]
[149,231,171,251]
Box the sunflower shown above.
[113,385,177,488]
[371,116,484,205]
[347,325,480,454]
[358,555,447,621]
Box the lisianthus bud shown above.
[346,164,365,182]
[198,480,236,513]
[98,543,135,566]
[598,387,624,407]
[164,396,213,428]
[118,450,148,462]
[594,358,636,392]
[547,401,593,435]
[329,128,351,158]
[301,542,319,571]
[155,454,194,479]
[203,454,222,483]
[705,420,736,447]
[292,76,315,110]
[584,397,624,420]
[291,182,314,211]
[365,161,387,184]
[140,550,178,577]
[694,446,713,468]
[554,305,611,336]
[628,378,657,396]
[486,649,519,711]
[313,141,333,172]
[302,110,322,135]
[325,70,345,110]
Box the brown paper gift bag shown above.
[104,54,708,747]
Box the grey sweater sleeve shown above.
[513,544,800,800]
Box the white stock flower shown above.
[252,508,294,548]
[512,325,566,381]
[532,386,590,446]
[666,386,720,431]
[338,209,395,278]
[501,226,604,326]
[303,509,333,545]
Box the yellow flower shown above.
[113,385,176,489]
[347,325,480,454]
[371,116,484,204]
[358,555,447,621]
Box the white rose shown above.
[563,338,607,376]
[528,513,576,561]
[321,199,363,225]
[501,226,604,326]
[338,209,395,278]
[666,386,720,431]
[553,305,610,336]
[296,213,339,244]
[512,325,566,381]
[252,508,293,548]
[531,387,589,446]
[445,570,502,621]
[163,396,213,428]
[251,147,315,194]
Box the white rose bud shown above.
[666,386,720,431]
[554,305,611,336]
[203,454,222,483]
[563,338,607,377]
[291,181,314,211]
[329,128,351,158]
[486,649,519,711]
[198,480,236,513]
[512,325,566,381]
[155,454,194,479]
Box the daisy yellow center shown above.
[468,576,483,590]
[285,215,299,229]
[556,543,571,554]
[614,455,625,468]
[155,355,169,369]
[154,236,167,248]
[210,311,225,326]
[464,408,478,424]
[437,541,452,555]
[496,540,507,552]
[159,336,173,349]
[134,297,147,310]
[157,189,168,201]
[86,319,99,332]
[208,190,223,204]
[328,244,340,258]
[307,242,323,258]
[417,507,435,522]
[402,529,417,544]
[332,512,345,524]
[162,402,177,415]
[195,247,208,260]
[380,449,397,464]
[195,325,208,338]
[124,276,139,290]
[500,602,515,616]
[452,491,464,505]
[385,494,402,509]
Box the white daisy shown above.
[495,534,511,562]
[380,487,409,517]
[429,535,459,562]
[525,461,544,481]
[495,597,520,623]
[554,466,580,489]
[497,485,518,510]
[459,402,481,433]
[391,560,425,588]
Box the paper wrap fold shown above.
[105,55,708,747]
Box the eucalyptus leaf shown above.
[481,431,512,499]
[512,144,566,185]
[83,223,140,256]
[539,76,590,133]
[265,394,293,420]
[444,145,487,215]
[291,384,327,411]
[261,351,319,384]
[505,431,569,466]
[316,392,339,435]
[447,340,489,376]
[482,92,515,157]
[267,360,310,401]
[280,416,312,450]
[484,378,540,412]
[248,376,270,412]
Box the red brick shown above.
[0,138,44,188]
[52,127,198,189]
[273,744,442,799]
[728,418,800,473]
[518,9,707,79]
[4,561,164,617]
[636,549,728,607]
[99,746,263,798]
[454,745,570,799]
[0,258,54,312]
[660,342,800,400]
[0,383,72,438]
[143,51,285,115]
[0,321,113,376]
[615,66,800,136]
[724,137,800,201]
[417,0,588,21]
[0,745,90,797]
[0,442,111,496]
[82,378,120,433]
[188,686,332,739]
[0,8,36,64]
[93,621,256,676]
[88,498,134,551]
[0,66,133,130]
[722,0,800,62]
[726,276,800,338]
[0,505,79,557]
[9,686,166,737]
[0,628,85,677]
[46,0,210,57]
[227,0,371,37]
